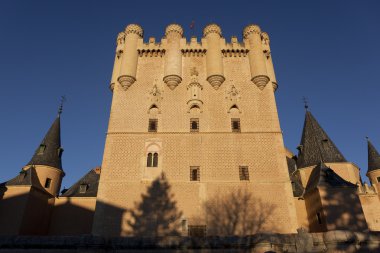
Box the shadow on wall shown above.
[203,189,278,236]
[123,174,183,238]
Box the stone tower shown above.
[92,23,298,236]
[367,140,380,194]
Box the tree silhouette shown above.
[204,189,276,236]
[126,175,183,237]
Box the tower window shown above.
[190,166,200,181]
[377,177,380,183]
[239,166,249,181]
[181,219,187,232]
[316,212,322,224]
[147,152,158,167]
[44,178,52,188]
[190,118,199,132]
[37,144,46,155]
[79,184,88,193]
[148,119,158,132]
[231,118,240,132]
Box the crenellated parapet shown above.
[110,23,279,92]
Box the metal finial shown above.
[58,96,66,116]
[366,136,369,140]
[302,96,309,110]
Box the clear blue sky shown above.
[0,1,379,188]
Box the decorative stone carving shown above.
[203,24,222,37]
[116,32,125,58]
[125,24,143,38]
[207,75,225,90]
[149,80,163,103]
[187,68,203,113]
[243,24,261,38]
[226,81,241,113]
[118,75,136,90]
[261,32,270,45]
[252,75,270,90]
[163,75,182,90]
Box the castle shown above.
[1,23,380,237]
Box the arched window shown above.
[147,153,153,167]
[153,153,158,167]
[146,152,158,167]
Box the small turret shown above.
[118,24,143,90]
[109,32,125,91]
[203,24,225,90]
[243,24,269,90]
[366,139,380,192]
[25,108,65,196]
[163,24,183,90]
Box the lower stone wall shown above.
[0,230,379,253]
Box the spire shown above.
[26,115,63,170]
[367,138,380,172]
[297,111,347,168]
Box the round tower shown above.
[118,24,143,90]
[109,32,125,91]
[261,32,278,91]
[366,139,380,193]
[203,24,225,90]
[24,114,65,196]
[243,24,269,90]
[163,24,183,90]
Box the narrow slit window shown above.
[148,119,158,132]
[316,212,323,224]
[153,153,158,167]
[190,166,200,181]
[147,153,153,167]
[190,118,199,132]
[44,178,52,188]
[377,177,380,183]
[231,118,240,132]
[239,166,249,181]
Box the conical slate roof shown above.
[304,161,357,194]
[297,111,347,168]
[27,116,63,170]
[61,168,101,197]
[367,140,380,173]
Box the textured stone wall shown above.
[93,26,298,236]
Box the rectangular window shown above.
[190,166,200,181]
[188,225,207,237]
[79,184,88,193]
[239,166,249,181]
[148,119,158,132]
[44,178,52,188]
[181,219,187,232]
[377,177,380,183]
[231,118,240,132]
[190,118,199,132]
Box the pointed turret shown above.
[297,111,346,168]
[367,139,380,173]
[27,115,63,170]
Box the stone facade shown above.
[0,23,380,239]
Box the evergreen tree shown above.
[127,174,183,237]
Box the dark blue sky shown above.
[1,1,379,188]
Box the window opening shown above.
[239,166,249,181]
[231,118,241,132]
[148,119,158,132]
[44,178,52,188]
[190,118,199,132]
[190,166,200,181]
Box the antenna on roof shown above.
[58,96,66,116]
[302,96,309,111]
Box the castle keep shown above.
[1,23,380,237]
